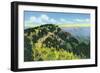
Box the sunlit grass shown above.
[32,46,80,61]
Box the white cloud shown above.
[75,19,83,22]
[60,18,66,23]
[50,18,57,24]
[30,16,36,22]
[85,19,90,22]
[60,18,73,24]
[29,16,42,24]
[25,14,87,28]
[26,14,59,25]
[75,18,90,23]
[40,14,49,21]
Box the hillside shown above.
[24,24,90,61]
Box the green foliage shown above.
[76,42,90,58]
[24,24,90,61]
[24,36,33,61]
[32,46,80,61]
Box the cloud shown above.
[75,19,83,22]
[25,14,59,26]
[75,18,90,24]
[60,18,73,24]
[60,18,66,23]
[85,19,90,22]
[39,14,58,24]
[50,18,57,24]
[25,14,90,28]
[30,16,36,21]
[40,14,49,21]
[29,16,42,24]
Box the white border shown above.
[18,5,95,68]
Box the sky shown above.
[24,11,90,28]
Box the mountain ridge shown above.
[24,24,90,61]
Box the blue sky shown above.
[24,11,90,28]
